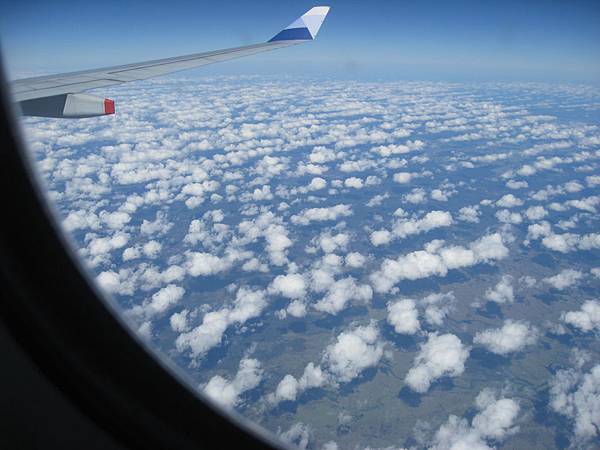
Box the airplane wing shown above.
[11,6,330,118]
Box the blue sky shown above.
[1,0,599,82]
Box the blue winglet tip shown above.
[269,6,330,42]
[269,27,314,42]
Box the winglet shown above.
[269,6,330,42]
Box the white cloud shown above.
[122,246,141,261]
[268,362,328,405]
[344,177,364,189]
[506,179,528,189]
[366,193,389,207]
[235,212,292,266]
[431,188,454,202]
[586,175,600,187]
[286,300,307,318]
[565,195,600,214]
[309,146,341,164]
[371,211,453,247]
[458,205,480,223]
[291,204,353,225]
[524,206,548,221]
[98,264,185,297]
[307,177,327,191]
[543,269,584,290]
[175,309,229,359]
[495,209,522,224]
[527,224,600,253]
[270,374,299,404]
[310,267,336,293]
[96,270,124,295]
[137,321,152,341]
[530,180,584,201]
[387,299,420,335]
[140,211,173,236]
[142,240,162,258]
[269,273,307,299]
[264,224,293,266]
[394,208,408,217]
[371,233,509,294]
[204,357,263,408]
[314,277,373,315]
[392,211,454,240]
[405,333,470,393]
[526,221,552,240]
[176,287,267,359]
[241,257,268,273]
[323,322,385,383]
[85,232,130,266]
[421,292,455,326]
[254,155,288,178]
[63,210,101,232]
[146,284,185,316]
[317,232,349,254]
[297,162,327,176]
[345,252,366,268]
[186,252,232,276]
[519,275,537,288]
[405,188,427,204]
[279,422,311,450]
[248,185,273,201]
[484,275,514,304]
[561,300,600,333]
[430,389,520,450]
[474,320,538,355]
[550,363,600,443]
[100,210,132,230]
[393,172,417,184]
[170,309,190,332]
[496,194,523,208]
[183,218,229,247]
[372,140,423,157]
[370,229,392,246]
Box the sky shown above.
[1,0,600,82]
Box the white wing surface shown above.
[11,6,330,118]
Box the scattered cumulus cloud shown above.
[430,388,520,450]
[23,76,600,449]
[561,300,600,333]
[543,269,584,290]
[323,322,385,383]
[176,287,267,359]
[550,362,600,443]
[405,333,470,393]
[484,275,514,304]
[371,233,509,294]
[387,299,420,335]
[204,356,263,408]
[291,204,353,225]
[474,320,538,355]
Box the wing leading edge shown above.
[11,6,330,118]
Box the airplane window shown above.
[2,2,600,449]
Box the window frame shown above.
[0,60,284,450]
